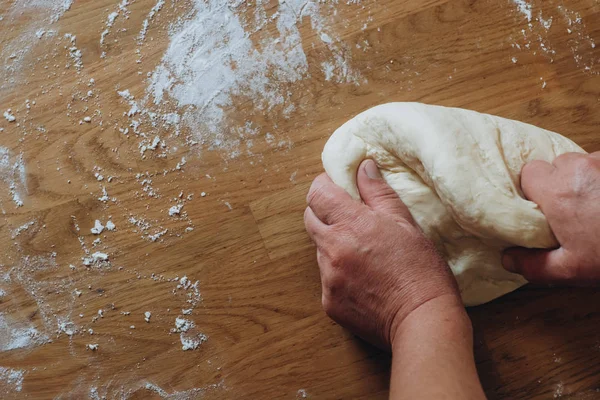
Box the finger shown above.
[520,160,555,206]
[502,247,573,284]
[552,152,587,168]
[304,206,327,242]
[588,152,600,161]
[356,159,414,222]
[307,173,358,225]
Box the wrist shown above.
[388,294,485,400]
[391,294,471,352]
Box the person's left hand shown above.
[305,160,462,350]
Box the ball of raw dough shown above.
[322,102,585,306]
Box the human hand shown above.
[503,152,600,284]
[304,159,462,350]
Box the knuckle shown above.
[303,206,310,220]
[324,238,360,270]
[372,187,400,204]
[303,207,317,229]
[307,175,330,204]
[324,274,345,299]
[554,153,575,164]
[316,248,327,265]
[328,248,348,270]
[573,157,597,176]
[321,275,346,316]
[321,295,335,317]
[349,212,374,234]
[306,185,326,207]
[566,160,597,198]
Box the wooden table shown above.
[0,0,599,398]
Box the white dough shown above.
[322,103,585,306]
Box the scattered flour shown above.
[5,255,78,349]
[143,380,224,399]
[138,0,166,44]
[0,0,74,93]
[64,33,83,71]
[98,186,110,202]
[145,0,364,155]
[173,317,194,333]
[3,110,16,122]
[171,314,206,351]
[0,147,27,208]
[180,332,207,351]
[511,0,532,22]
[148,229,168,242]
[100,0,130,48]
[57,319,77,336]
[554,382,564,398]
[168,204,183,216]
[100,11,120,45]
[11,221,35,239]
[508,2,597,74]
[557,6,598,74]
[82,252,109,266]
[90,220,104,235]
[0,367,25,393]
[0,313,49,351]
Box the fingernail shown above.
[502,254,516,272]
[364,160,381,180]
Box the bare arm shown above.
[390,295,485,400]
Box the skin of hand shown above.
[305,159,486,399]
[503,152,600,284]
[304,159,461,349]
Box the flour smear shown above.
[0,147,27,208]
[0,367,25,394]
[0,0,73,93]
[0,313,50,352]
[146,0,364,154]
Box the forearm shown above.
[390,295,486,400]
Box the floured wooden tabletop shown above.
[0,0,599,398]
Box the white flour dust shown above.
[0,0,73,93]
[100,0,130,49]
[0,313,50,351]
[0,147,27,208]
[146,0,363,153]
[143,380,225,399]
[0,367,25,393]
[508,1,598,75]
[20,0,74,23]
[511,0,532,22]
[557,5,597,74]
[1,255,79,347]
[139,0,166,44]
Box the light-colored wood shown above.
[0,0,599,398]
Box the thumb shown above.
[356,159,413,221]
[502,247,573,284]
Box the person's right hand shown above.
[502,152,600,284]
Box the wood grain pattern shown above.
[0,0,599,398]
